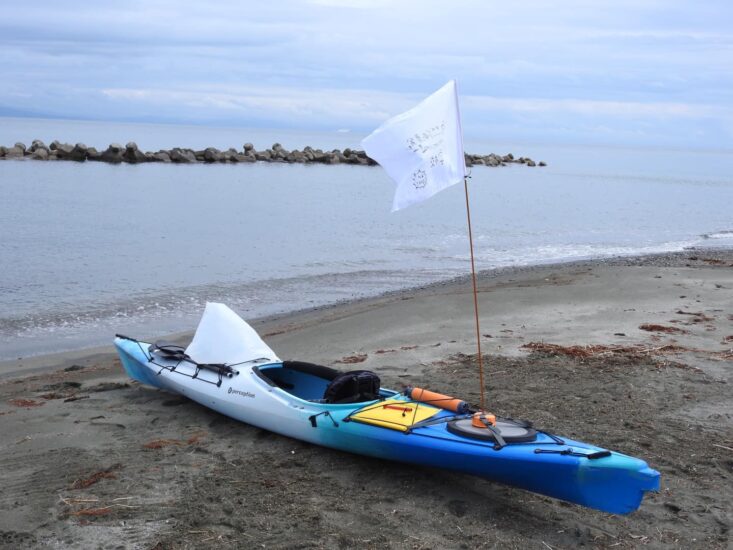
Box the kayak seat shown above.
[256,362,381,403]
[257,361,339,401]
[323,370,381,404]
[282,361,340,381]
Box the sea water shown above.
[1,117,732,359]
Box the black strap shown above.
[123,334,240,388]
[476,415,507,450]
[309,411,339,428]
[406,413,473,433]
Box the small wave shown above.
[0,268,459,359]
[440,239,702,266]
[701,230,733,240]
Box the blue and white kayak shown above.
[114,303,659,515]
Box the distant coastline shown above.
[0,140,545,167]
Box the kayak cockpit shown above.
[254,361,391,404]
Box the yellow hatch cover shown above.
[350,399,440,432]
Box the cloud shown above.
[0,0,731,147]
[308,0,392,7]
[100,85,409,126]
[91,83,733,150]
[464,96,728,119]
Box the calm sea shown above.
[1,117,732,359]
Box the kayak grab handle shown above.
[406,387,470,414]
[534,448,612,459]
[383,404,413,415]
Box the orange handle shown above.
[472,412,496,428]
[383,404,413,413]
[409,387,469,413]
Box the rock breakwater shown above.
[0,140,545,167]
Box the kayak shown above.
[113,303,659,514]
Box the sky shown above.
[1,0,731,148]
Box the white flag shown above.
[362,80,466,212]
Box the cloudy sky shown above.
[1,0,731,147]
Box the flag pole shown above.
[463,176,486,411]
[454,80,486,411]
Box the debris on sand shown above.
[674,310,714,322]
[41,381,82,392]
[143,431,207,450]
[522,342,732,363]
[335,354,367,364]
[142,439,183,450]
[60,496,139,521]
[63,395,90,403]
[8,398,45,408]
[639,324,688,334]
[86,382,130,393]
[70,464,122,489]
[64,365,85,372]
[39,381,84,400]
[69,507,113,517]
[521,342,681,359]
[374,345,419,354]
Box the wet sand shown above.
[0,251,731,549]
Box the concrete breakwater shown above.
[0,140,545,167]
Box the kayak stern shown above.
[575,452,661,514]
[115,337,165,389]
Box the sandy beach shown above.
[0,250,731,549]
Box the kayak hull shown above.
[115,337,659,514]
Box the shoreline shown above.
[0,247,731,547]
[3,246,731,380]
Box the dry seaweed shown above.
[70,464,122,489]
